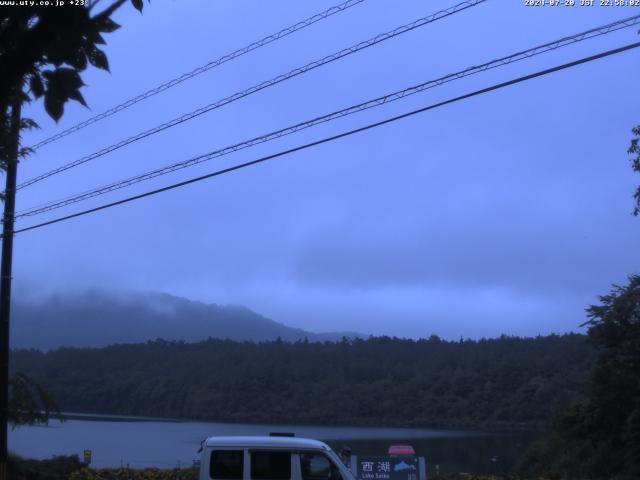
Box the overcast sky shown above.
[12,0,640,339]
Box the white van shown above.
[199,436,355,480]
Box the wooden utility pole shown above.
[0,95,22,480]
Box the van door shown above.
[297,452,345,480]
[249,450,295,480]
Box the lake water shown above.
[8,414,541,475]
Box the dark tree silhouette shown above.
[629,125,640,216]
[0,0,150,436]
[8,373,60,428]
[517,276,640,479]
[2,4,150,475]
[0,0,148,127]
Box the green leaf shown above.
[87,29,106,45]
[30,74,44,98]
[67,49,88,71]
[96,17,120,33]
[68,89,87,107]
[19,146,35,159]
[43,67,85,89]
[44,93,64,122]
[20,118,40,131]
[42,68,88,120]
[88,46,109,72]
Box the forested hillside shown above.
[11,334,592,430]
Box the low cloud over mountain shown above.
[11,290,359,350]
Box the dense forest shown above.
[11,334,592,430]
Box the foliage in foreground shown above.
[8,454,199,480]
[8,453,85,480]
[15,460,520,480]
[0,0,148,124]
[432,477,518,480]
[70,467,196,480]
[516,275,640,480]
[8,372,60,428]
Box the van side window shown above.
[300,453,340,480]
[251,451,291,480]
[210,450,243,479]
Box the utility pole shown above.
[0,94,22,480]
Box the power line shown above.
[12,42,640,236]
[16,0,486,191]
[15,14,640,219]
[27,0,368,151]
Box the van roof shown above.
[204,436,331,451]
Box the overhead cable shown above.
[17,0,487,190]
[12,41,640,235]
[27,0,368,151]
[16,14,640,219]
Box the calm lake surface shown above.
[9,414,541,475]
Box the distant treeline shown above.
[10,334,592,430]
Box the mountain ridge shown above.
[10,289,361,350]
